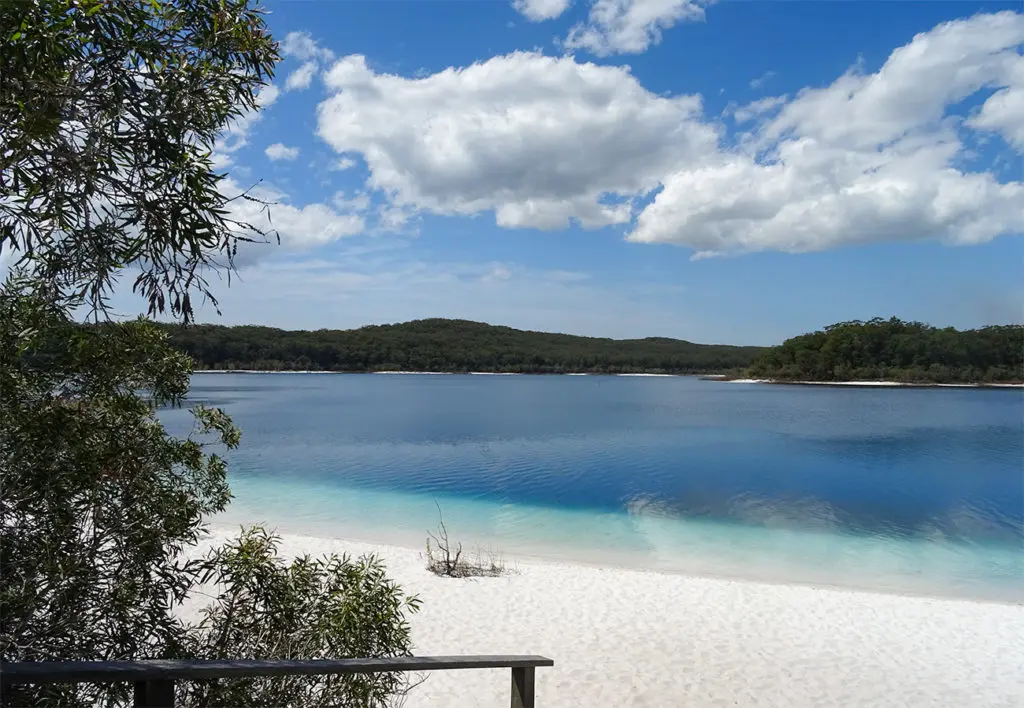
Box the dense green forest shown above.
[158,319,766,374]
[748,318,1022,383]
[153,317,1022,382]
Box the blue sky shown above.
[130,1,1024,344]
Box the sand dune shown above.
[187,527,1024,708]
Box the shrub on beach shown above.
[184,528,420,708]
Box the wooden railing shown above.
[0,655,554,708]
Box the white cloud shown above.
[732,95,787,124]
[513,0,573,22]
[761,14,1024,151]
[279,32,335,95]
[749,70,776,90]
[211,84,281,167]
[222,179,364,261]
[281,31,336,64]
[2,178,364,291]
[313,12,1023,257]
[0,243,17,282]
[968,51,1024,149]
[629,11,1024,257]
[317,52,717,230]
[332,190,371,213]
[285,61,318,91]
[376,204,418,233]
[564,0,708,56]
[481,263,513,282]
[264,143,300,161]
[331,157,358,171]
[210,151,233,170]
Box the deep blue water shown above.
[164,373,1023,600]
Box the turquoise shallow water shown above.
[165,373,1024,601]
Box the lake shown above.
[164,373,1023,601]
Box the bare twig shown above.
[425,503,511,579]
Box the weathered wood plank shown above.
[510,666,536,708]
[133,679,175,708]
[1,655,554,685]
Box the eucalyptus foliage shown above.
[1,0,279,320]
[1,3,420,706]
[0,281,237,706]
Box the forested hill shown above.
[160,319,766,374]
[747,318,1023,383]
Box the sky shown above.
[41,1,1024,343]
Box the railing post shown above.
[133,679,175,708]
[510,666,535,708]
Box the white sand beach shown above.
[615,373,678,377]
[188,526,1024,708]
[373,371,455,375]
[723,378,1024,388]
[725,379,918,387]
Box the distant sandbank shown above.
[706,376,1024,389]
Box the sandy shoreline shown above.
[192,370,1024,387]
[187,525,1024,708]
[717,377,1024,389]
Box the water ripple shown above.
[167,373,1024,598]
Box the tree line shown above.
[158,318,767,374]
[156,317,1022,382]
[748,317,1022,383]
